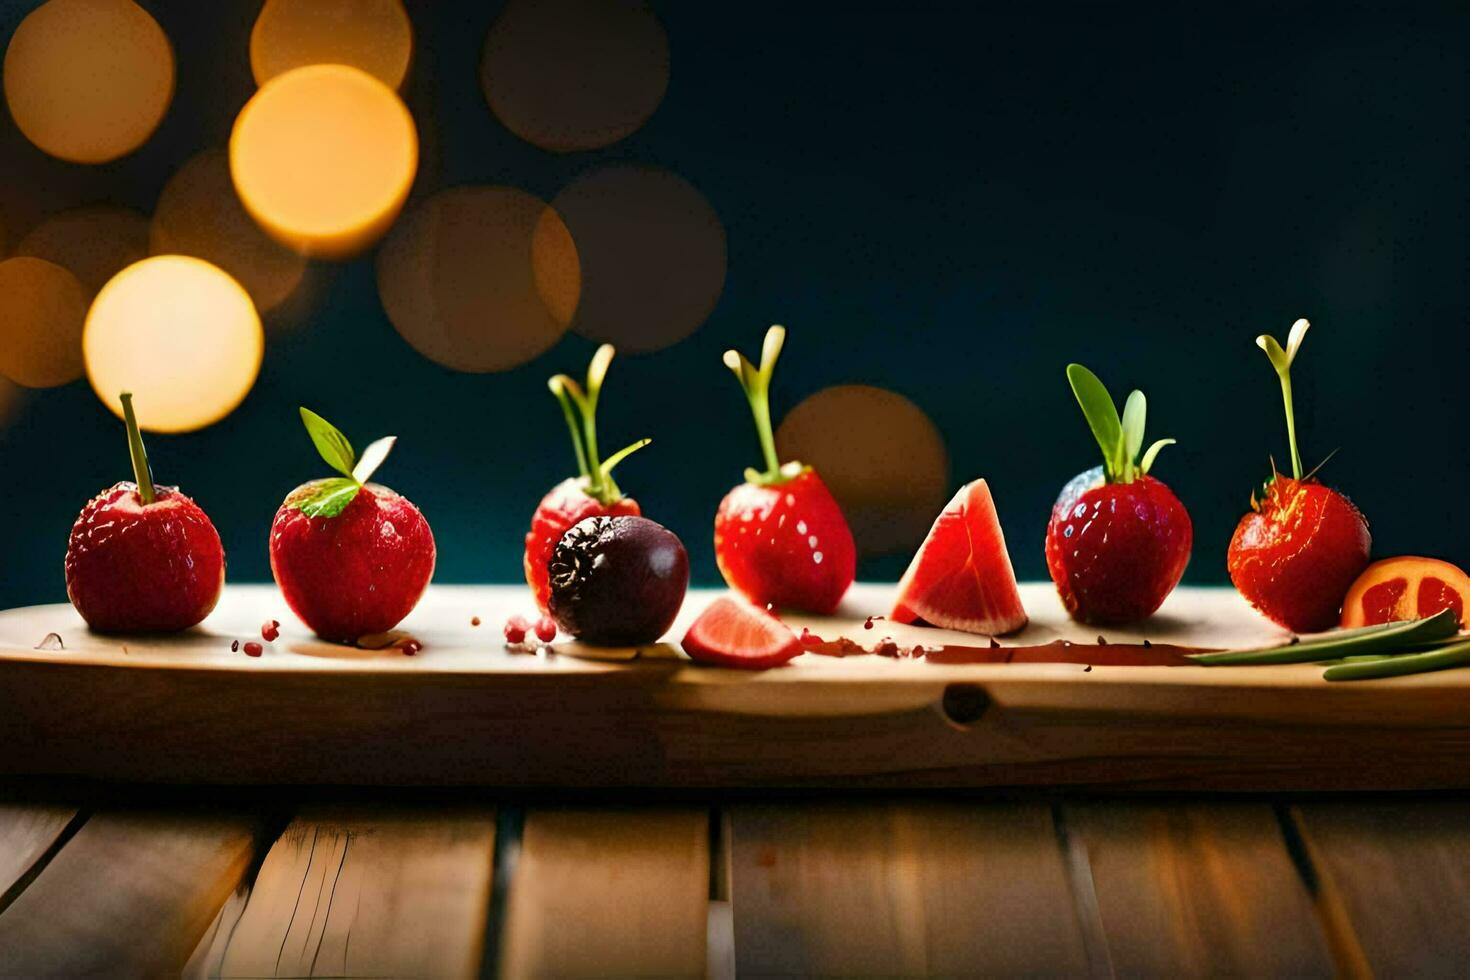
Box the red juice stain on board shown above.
[798,633,1205,665]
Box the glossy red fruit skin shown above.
[714,468,856,615]
[270,480,436,643]
[1228,478,1371,633]
[681,596,803,669]
[65,482,225,632]
[1045,467,1193,625]
[524,477,640,614]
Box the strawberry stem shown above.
[548,345,646,506]
[1255,318,1309,480]
[119,392,156,505]
[724,325,797,484]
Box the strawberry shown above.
[1045,365,1191,624]
[64,392,225,632]
[713,326,856,614]
[270,408,435,643]
[682,596,803,669]
[1227,320,1371,632]
[524,344,649,613]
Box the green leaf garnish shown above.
[351,436,396,485]
[1190,610,1461,665]
[1065,364,1175,483]
[300,407,356,478]
[294,477,361,518]
[291,410,396,519]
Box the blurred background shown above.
[0,0,1466,610]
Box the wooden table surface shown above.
[4,584,1470,975]
[1,790,1469,977]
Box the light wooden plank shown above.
[196,806,496,979]
[5,584,1470,791]
[499,808,709,979]
[0,803,79,908]
[0,809,261,976]
[1295,801,1470,977]
[1065,802,1333,977]
[728,802,1090,977]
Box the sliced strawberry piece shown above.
[681,597,803,669]
[1340,557,1470,629]
[890,479,1028,635]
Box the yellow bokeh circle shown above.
[250,0,413,89]
[230,64,418,259]
[84,256,263,433]
[0,257,89,388]
[16,205,150,295]
[776,384,951,557]
[152,149,306,313]
[2,0,174,164]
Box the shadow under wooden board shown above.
[3,585,1469,790]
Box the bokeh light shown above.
[0,257,89,388]
[15,206,150,295]
[776,384,951,556]
[377,186,579,373]
[552,165,725,353]
[481,0,669,153]
[230,64,417,258]
[250,0,413,89]
[151,149,306,313]
[0,377,23,429]
[84,256,263,433]
[2,0,174,164]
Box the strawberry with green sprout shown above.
[1228,319,1371,632]
[524,344,650,614]
[1045,364,1192,624]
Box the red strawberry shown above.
[682,596,803,669]
[524,344,649,613]
[1045,365,1191,624]
[1227,320,1371,632]
[65,392,224,632]
[713,326,856,614]
[270,408,435,643]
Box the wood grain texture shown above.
[1295,801,1470,977]
[191,806,496,979]
[0,803,79,908]
[728,802,1090,977]
[0,809,261,976]
[1065,802,1333,977]
[3,585,1470,790]
[499,808,709,979]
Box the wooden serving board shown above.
[1,584,1467,791]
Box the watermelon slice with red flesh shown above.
[891,479,1028,635]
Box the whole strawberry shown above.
[270,409,435,643]
[65,393,225,632]
[714,326,856,614]
[523,344,649,613]
[1045,365,1191,624]
[1227,320,1370,632]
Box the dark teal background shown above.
[2,2,1467,610]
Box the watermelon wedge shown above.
[891,479,1028,635]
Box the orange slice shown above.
[1340,556,1470,629]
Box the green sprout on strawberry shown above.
[290,408,398,518]
[721,325,804,486]
[547,344,650,506]
[1066,363,1175,483]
